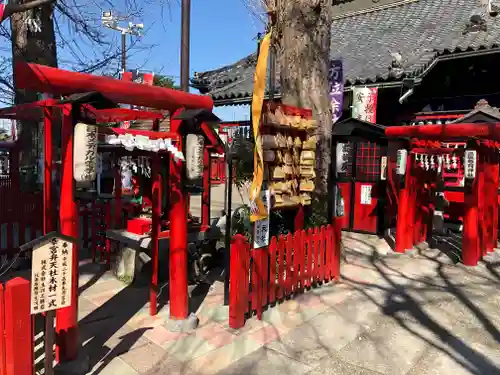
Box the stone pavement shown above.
[74,232,500,375]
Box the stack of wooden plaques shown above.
[261,101,317,209]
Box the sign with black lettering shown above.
[74,123,98,182]
[31,236,73,314]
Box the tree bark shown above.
[10,0,57,182]
[274,0,333,223]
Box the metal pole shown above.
[180,0,191,92]
[121,32,126,73]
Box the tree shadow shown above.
[218,233,500,375]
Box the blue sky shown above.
[99,0,260,122]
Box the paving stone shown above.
[304,355,387,375]
[187,334,262,374]
[336,314,429,375]
[145,355,200,375]
[119,341,166,373]
[406,342,500,375]
[266,309,360,366]
[145,324,189,347]
[165,334,218,362]
[88,357,139,375]
[216,347,313,375]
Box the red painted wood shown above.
[285,233,293,295]
[395,154,412,253]
[251,249,259,313]
[463,154,480,266]
[150,155,161,316]
[324,225,331,281]
[352,182,379,234]
[0,284,6,375]
[277,235,285,299]
[293,231,301,292]
[338,182,351,230]
[386,122,500,140]
[332,220,341,280]
[306,229,313,288]
[298,230,306,291]
[15,62,213,112]
[4,278,32,375]
[268,237,277,304]
[260,248,269,313]
[169,110,189,320]
[312,228,319,283]
[56,105,79,362]
[229,235,250,329]
[319,226,326,282]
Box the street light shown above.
[101,10,144,72]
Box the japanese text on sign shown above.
[329,60,344,124]
[31,236,73,314]
[74,123,98,182]
[360,185,372,205]
[253,190,271,249]
[464,150,477,179]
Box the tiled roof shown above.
[192,0,500,105]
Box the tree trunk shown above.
[11,0,57,183]
[274,0,332,223]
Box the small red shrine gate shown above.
[386,103,500,266]
[0,61,217,365]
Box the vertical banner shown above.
[249,31,272,222]
[253,190,271,248]
[329,60,344,124]
[352,87,378,123]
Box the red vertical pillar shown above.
[463,145,480,266]
[483,148,493,253]
[150,155,162,316]
[492,151,499,250]
[201,148,211,231]
[168,110,188,319]
[395,152,412,253]
[43,106,53,234]
[477,148,487,256]
[56,104,79,361]
[114,156,122,228]
[4,278,31,375]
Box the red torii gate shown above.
[5,61,215,363]
[386,122,500,266]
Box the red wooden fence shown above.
[229,224,341,329]
[0,189,43,259]
[0,278,32,375]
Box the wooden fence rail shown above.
[229,224,341,329]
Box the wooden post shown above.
[201,148,211,231]
[229,235,249,329]
[150,154,162,316]
[463,143,480,266]
[169,111,188,320]
[395,152,411,252]
[56,104,79,361]
[0,284,6,375]
[4,278,32,375]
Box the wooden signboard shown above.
[30,236,73,314]
[74,122,98,182]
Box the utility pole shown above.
[180,0,190,92]
[101,10,144,73]
[121,32,127,72]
